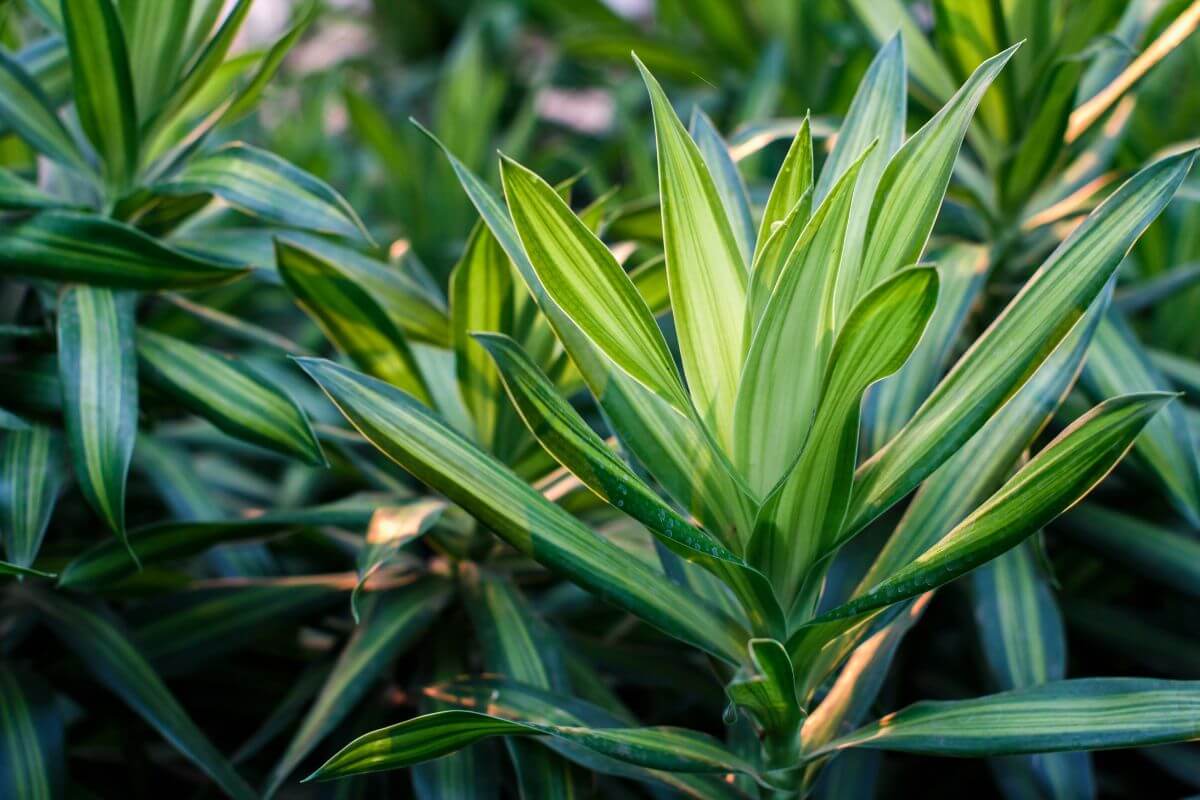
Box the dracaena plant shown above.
[293,43,1200,797]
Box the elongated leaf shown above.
[636,56,747,450]
[815,679,1200,757]
[690,110,754,266]
[118,0,190,118]
[264,579,450,797]
[0,561,56,579]
[0,48,87,171]
[0,426,62,568]
[162,144,372,243]
[137,328,324,466]
[276,240,430,405]
[500,155,687,411]
[58,495,378,588]
[427,678,739,799]
[734,148,871,494]
[476,332,784,637]
[63,0,138,188]
[32,593,256,800]
[933,0,1013,142]
[298,358,749,663]
[815,392,1172,624]
[751,267,939,608]
[820,35,906,325]
[308,709,764,784]
[451,225,513,452]
[0,665,63,800]
[58,286,137,546]
[755,118,812,263]
[1079,311,1200,526]
[1001,57,1083,211]
[0,211,246,288]
[851,45,1016,307]
[847,150,1196,537]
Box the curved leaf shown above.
[162,144,372,243]
[137,328,325,466]
[298,357,750,663]
[0,48,87,171]
[815,392,1172,624]
[57,286,137,547]
[814,679,1200,757]
[0,211,247,288]
[636,55,747,451]
[0,426,63,568]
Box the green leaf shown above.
[499,155,688,411]
[276,240,431,405]
[161,144,372,243]
[297,357,750,664]
[0,211,247,288]
[32,593,257,800]
[118,0,190,119]
[0,665,63,800]
[0,47,87,172]
[814,679,1200,757]
[750,266,939,609]
[136,328,325,466]
[0,560,56,579]
[734,147,871,495]
[62,0,139,188]
[1079,311,1200,526]
[815,392,1172,625]
[1000,57,1083,210]
[57,286,137,548]
[817,35,906,325]
[58,495,378,589]
[307,709,766,785]
[263,578,451,797]
[847,150,1196,537]
[426,678,740,799]
[475,332,784,638]
[755,118,812,265]
[450,225,514,452]
[636,55,748,451]
[0,426,63,568]
[690,109,755,266]
[851,44,1016,308]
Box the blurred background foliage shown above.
[2,0,1200,797]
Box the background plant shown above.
[2,1,1200,798]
